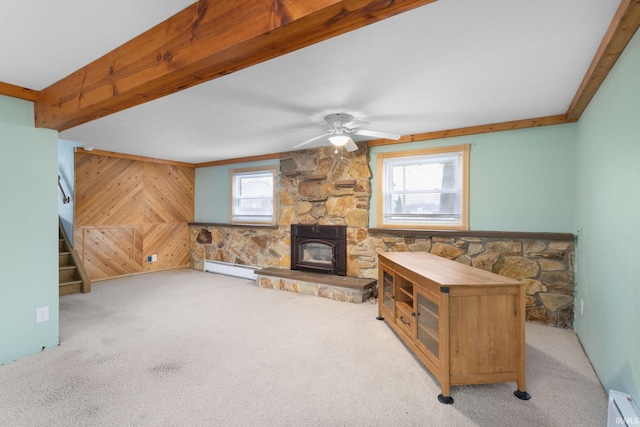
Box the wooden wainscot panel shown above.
[142,223,189,272]
[80,226,135,281]
[74,151,194,280]
[133,224,144,274]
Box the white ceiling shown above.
[1,0,620,164]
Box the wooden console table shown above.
[377,252,531,404]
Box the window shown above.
[230,165,277,225]
[377,145,469,229]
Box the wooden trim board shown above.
[0,81,38,101]
[566,0,640,122]
[76,147,195,168]
[368,115,568,147]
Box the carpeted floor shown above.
[0,269,607,426]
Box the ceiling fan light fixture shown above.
[293,112,392,152]
[328,135,352,146]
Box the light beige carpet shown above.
[0,269,606,426]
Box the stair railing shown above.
[58,175,70,204]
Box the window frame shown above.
[376,144,469,230]
[229,165,277,226]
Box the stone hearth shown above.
[255,267,376,304]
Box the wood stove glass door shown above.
[300,241,334,266]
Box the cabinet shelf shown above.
[397,286,413,300]
[395,300,412,314]
[418,322,438,342]
[418,302,439,320]
[381,271,395,314]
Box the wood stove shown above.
[290,224,347,276]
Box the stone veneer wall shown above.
[189,144,575,328]
[190,145,374,276]
[363,232,575,328]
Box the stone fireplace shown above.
[189,144,576,324]
[291,224,347,276]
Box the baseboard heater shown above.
[608,390,640,426]
[204,260,257,281]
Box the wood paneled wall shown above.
[74,152,194,280]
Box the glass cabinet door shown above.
[382,271,394,315]
[416,291,440,360]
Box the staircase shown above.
[59,219,90,296]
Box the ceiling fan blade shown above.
[353,128,401,140]
[344,139,359,152]
[292,133,329,149]
[344,119,369,129]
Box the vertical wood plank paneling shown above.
[74,152,194,281]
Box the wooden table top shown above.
[379,251,523,287]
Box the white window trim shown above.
[376,144,469,230]
[229,165,277,225]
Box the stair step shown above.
[59,265,78,282]
[59,252,72,267]
[59,280,83,296]
[59,219,90,296]
[59,278,82,285]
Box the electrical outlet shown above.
[36,306,49,323]
[151,254,158,262]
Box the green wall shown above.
[369,124,577,233]
[0,95,59,364]
[195,159,280,222]
[574,30,640,398]
[195,127,577,233]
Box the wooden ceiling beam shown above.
[0,81,39,102]
[35,0,436,131]
[566,0,640,122]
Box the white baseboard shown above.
[204,260,256,280]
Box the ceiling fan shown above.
[292,113,401,152]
